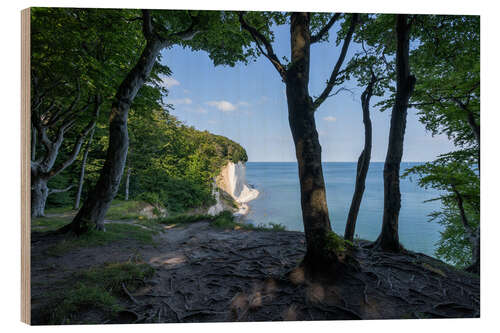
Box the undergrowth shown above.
[40,262,155,325]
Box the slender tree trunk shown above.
[124,166,131,201]
[31,172,49,217]
[344,78,375,241]
[31,126,37,161]
[285,13,337,273]
[74,127,95,209]
[65,38,165,234]
[374,15,415,252]
[452,185,480,274]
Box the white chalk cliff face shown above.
[208,161,259,216]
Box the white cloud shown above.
[323,116,337,122]
[169,98,192,105]
[206,100,237,113]
[160,76,180,89]
[238,101,250,107]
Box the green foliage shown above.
[211,211,237,228]
[411,15,479,149]
[403,155,479,267]
[325,231,353,253]
[126,109,246,213]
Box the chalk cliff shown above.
[208,161,259,216]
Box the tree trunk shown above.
[31,172,49,217]
[344,78,374,241]
[453,185,480,274]
[31,126,37,161]
[124,166,131,201]
[374,15,415,252]
[74,127,95,209]
[285,13,337,274]
[65,38,165,234]
[466,235,480,274]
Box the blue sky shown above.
[158,22,455,162]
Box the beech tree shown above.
[342,39,391,241]
[64,9,257,234]
[31,8,152,216]
[240,12,358,273]
[344,72,376,241]
[404,15,480,272]
[373,15,416,252]
[30,81,98,217]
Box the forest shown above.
[30,8,480,324]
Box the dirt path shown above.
[31,220,480,324]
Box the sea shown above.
[244,162,443,257]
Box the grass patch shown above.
[42,262,154,324]
[157,213,214,225]
[211,212,287,231]
[32,216,71,231]
[148,211,287,232]
[105,200,148,220]
[45,205,76,214]
[45,223,157,257]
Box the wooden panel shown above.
[21,7,31,325]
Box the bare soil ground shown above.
[31,220,480,324]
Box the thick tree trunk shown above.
[65,38,165,234]
[31,172,49,217]
[285,13,337,274]
[374,15,415,252]
[344,79,374,241]
[74,127,95,209]
[124,166,131,201]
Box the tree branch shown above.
[239,13,287,80]
[49,96,101,178]
[48,184,75,195]
[170,14,201,41]
[311,13,341,44]
[313,14,358,110]
[451,185,474,239]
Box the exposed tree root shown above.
[31,222,479,324]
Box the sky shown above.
[158,22,456,163]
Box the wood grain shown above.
[21,7,31,325]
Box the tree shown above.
[31,8,151,216]
[403,15,479,272]
[30,85,98,217]
[342,39,391,241]
[344,73,375,241]
[65,9,257,233]
[74,126,96,209]
[374,15,416,252]
[403,155,479,273]
[240,12,358,273]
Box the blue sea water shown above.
[244,162,443,257]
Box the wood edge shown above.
[21,7,31,325]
